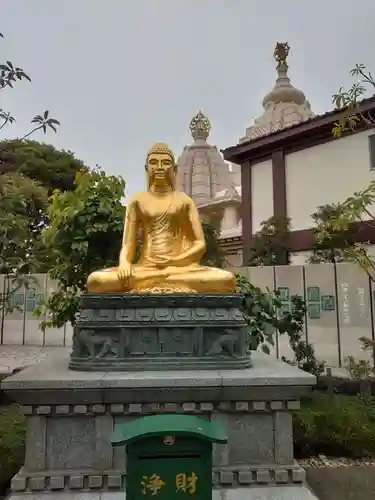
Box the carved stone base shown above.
[69,293,251,371]
[2,352,317,497]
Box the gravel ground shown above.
[0,345,69,374]
[299,456,375,468]
[300,458,375,500]
[305,465,375,500]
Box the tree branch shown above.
[0,112,12,131]
[359,111,375,126]
[20,125,43,140]
[358,68,375,88]
[362,206,375,221]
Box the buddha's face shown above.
[147,152,175,186]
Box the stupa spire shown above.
[189,110,211,142]
[177,111,235,206]
[262,42,306,107]
[239,42,315,143]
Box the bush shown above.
[0,405,26,491]
[293,391,375,458]
[236,274,324,375]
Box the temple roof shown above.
[240,42,315,143]
[177,111,240,206]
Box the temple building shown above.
[176,111,243,265]
[222,42,375,265]
[177,43,375,265]
[177,42,320,265]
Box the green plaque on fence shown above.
[308,303,321,320]
[321,295,335,311]
[11,292,24,308]
[277,287,290,301]
[307,286,320,302]
[26,288,44,312]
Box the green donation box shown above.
[112,414,227,500]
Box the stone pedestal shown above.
[70,294,251,371]
[3,351,319,500]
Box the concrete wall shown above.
[285,130,375,231]
[2,263,375,368]
[251,158,273,232]
[245,130,375,235]
[235,263,375,368]
[0,274,73,348]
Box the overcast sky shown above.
[2,0,375,195]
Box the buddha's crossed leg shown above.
[86,264,236,294]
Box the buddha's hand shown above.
[157,256,185,267]
[117,262,133,282]
[153,256,174,268]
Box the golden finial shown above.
[189,110,211,141]
[273,42,290,67]
[146,143,175,163]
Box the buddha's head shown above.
[145,143,176,190]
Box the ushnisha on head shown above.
[145,142,177,190]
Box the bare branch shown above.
[20,126,43,140]
[362,206,375,221]
[0,111,12,131]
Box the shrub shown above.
[293,392,375,458]
[236,274,324,375]
[247,216,291,266]
[0,405,26,491]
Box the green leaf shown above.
[261,344,270,355]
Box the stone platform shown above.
[8,485,320,500]
[2,351,318,499]
[70,293,251,371]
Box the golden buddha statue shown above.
[86,143,236,294]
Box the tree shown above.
[0,141,90,279]
[1,32,60,139]
[0,172,48,313]
[309,203,356,263]
[326,62,375,275]
[332,63,374,138]
[329,63,375,358]
[0,140,88,193]
[248,216,291,266]
[313,184,375,279]
[0,142,90,314]
[39,169,125,327]
[0,30,61,313]
[201,222,227,268]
